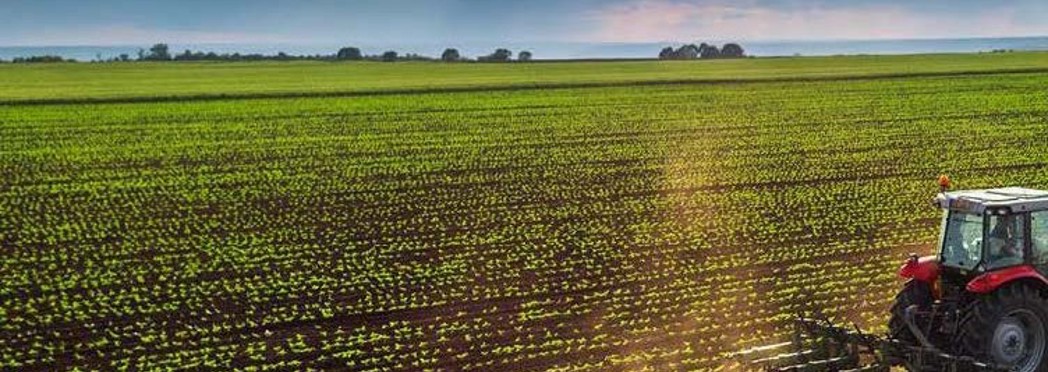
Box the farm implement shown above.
[737,180,1048,371]
[733,316,1010,371]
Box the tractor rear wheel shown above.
[888,280,932,343]
[955,283,1048,372]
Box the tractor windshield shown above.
[940,211,984,270]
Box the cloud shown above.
[8,25,292,46]
[583,0,1048,42]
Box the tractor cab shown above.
[935,187,1048,276]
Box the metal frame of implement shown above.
[731,316,1012,371]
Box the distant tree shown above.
[337,47,363,60]
[381,50,398,62]
[658,46,676,60]
[493,48,512,61]
[142,43,171,61]
[700,45,721,59]
[676,44,700,59]
[518,50,533,61]
[118,54,130,62]
[721,43,745,58]
[441,48,461,62]
[401,53,433,61]
[480,48,512,62]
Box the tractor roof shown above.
[936,187,1048,214]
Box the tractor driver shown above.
[988,214,1023,267]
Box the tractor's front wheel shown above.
[955,283,1048,372]
[888,280,932,343]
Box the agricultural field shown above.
[4,52,1048,103]
[3,53,1048,370]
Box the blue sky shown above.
[3,0,1048,46]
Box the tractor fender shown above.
[966,265,1048,294]
[898,255,940,283]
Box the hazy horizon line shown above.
[5,35,1048,49]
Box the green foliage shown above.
[336,47,363,61]
[11,55,74,63]
[441,48,461,62]
[478,48,512,62]
[143,43,172,61]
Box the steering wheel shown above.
[963,237,982,251]
[963,237,982,261]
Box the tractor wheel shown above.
[955,283,1048,372]
[888,280,932,343]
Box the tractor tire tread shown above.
[953,282,1048,372]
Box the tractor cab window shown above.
[985,213,1025,270]
[1032,211,1048,264]
[941,211,984,270]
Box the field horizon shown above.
[5,35,1048,61]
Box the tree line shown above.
[334,47,531,62]
[7,55,76,63]
[1,44,536,63]
[2,42,746,63]
[659,43,746,60]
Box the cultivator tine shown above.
[730,341,793,359]
[738,341,794,355]
[750,349,816,365]
[774,355,854,372]
[732,345,815,369]
[837,363,890,372]
[732,343,816,370]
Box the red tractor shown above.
[738,184,1048,371]
[892,186,1048,371]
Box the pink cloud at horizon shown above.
[582,0,1048,42]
